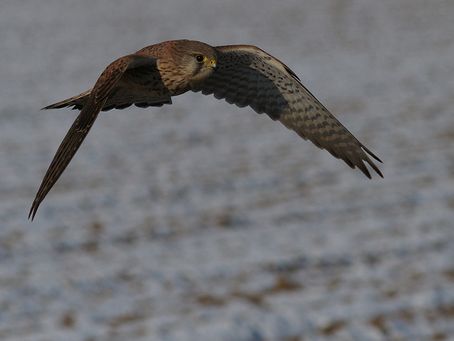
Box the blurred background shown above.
[1,0,454,340]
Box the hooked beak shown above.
[208,58,217,69]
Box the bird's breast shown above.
[157,61,190,95]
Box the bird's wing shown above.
[192,45,382,178]
[43,60,172,111]
[42,90,92,110]
[29,54,159,220]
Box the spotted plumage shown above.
[29,39,382,220]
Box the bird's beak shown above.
[209,58,217,69]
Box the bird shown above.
[29,39,383,220]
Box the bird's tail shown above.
[42,90,91,110]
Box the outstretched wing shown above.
[43,61,172,111]
[29,54,160,220]
[192,45,382,178]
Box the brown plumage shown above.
[29,39,382,220]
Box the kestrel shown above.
[29,39,382,219]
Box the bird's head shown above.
[172,40,217,84]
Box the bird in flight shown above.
[29,39,382,220]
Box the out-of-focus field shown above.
[1,0,454,340]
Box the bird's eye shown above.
[195,55,204,63]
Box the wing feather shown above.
[29,54,159,219]
[193,45,382,178]
[43,61,171,112]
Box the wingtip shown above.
[359,164,372,179]
[42,104,58,110]
[366,157,384,179]
[28,207,35,221]
[362,145,383,164]
[375,167,384,178]
[354,155,383,179]
[28,203,37,221]
[360,145,384,178]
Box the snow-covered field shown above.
[1,0,454,340]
